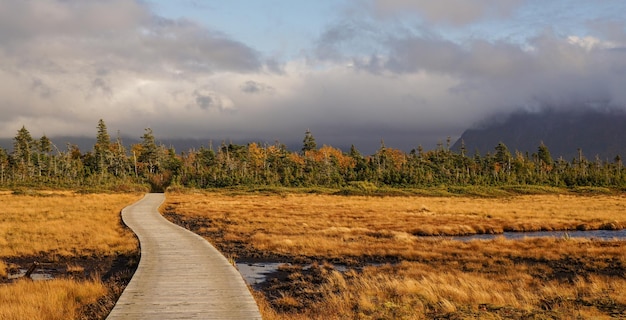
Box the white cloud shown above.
[1,0,625,154]
[566,35,618,51]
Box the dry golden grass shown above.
[165,192,626,260]
[268,262,626,320]
[0,278,106,320]
[0,191,141,257]
[164,191,626,319]
[0,190,142,320]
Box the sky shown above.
[1,0,625,153]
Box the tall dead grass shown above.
[165,191,626,319]
[266,262,626,319]
[0,278,105,320]
[0,191,141,257]
[165,192,626,260]
[0,190,142,320]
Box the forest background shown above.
[1,119,624,193]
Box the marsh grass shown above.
[0,278,106,320]
[165,191,626,319]
[0,260,6,279]
[165,192,626,259]
[0,191,141,257]
[0,191,141,319]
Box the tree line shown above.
[1,120,624,191]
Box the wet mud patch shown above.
[252,262,338,313]
[513,255,626,283]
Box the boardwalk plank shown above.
[106,193,261,320]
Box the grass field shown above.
[0,190,141,320]
[164,190,626,319]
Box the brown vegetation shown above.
[164,191,626,319]
[0,278,106,320]
[164,192,626,260]
[0,190,141,319]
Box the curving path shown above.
[106,193,261,320]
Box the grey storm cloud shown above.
[144,17,262,73]
[195,94,214,110]
[0,0,261,74]
[0,0,260,138]
[314,20,626,110]
[192,89,236,113]
[1,0,625,154]
[240,81,275,94]
[31,78,54,99]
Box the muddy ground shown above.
[2,253,139,319]
[163,211,626,319]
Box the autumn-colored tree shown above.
[247,142,265,177]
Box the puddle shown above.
[452,229,626,241]
[237,262,368,288]
[8,268,54,281]
[236,262,284,287]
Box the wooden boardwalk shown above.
[106,193,261,320]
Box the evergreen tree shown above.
[111,134,130,177]
[302,129,317,153]
[494,142,512,168]
[0,148,8,184]
[37,135,52,177]
[138,128,158,174]
[11,126,35,178]
[537,142,553,166]
[94,119,112,174]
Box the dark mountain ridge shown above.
[452,109,626,161]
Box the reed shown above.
[0,278,106,320]
[0,190,141,320]
[164,192,626,260]
[0,191,141,257]
[164,191,626,319]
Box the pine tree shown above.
[494,142,511,165]
[302,129,317,153]
[537,142,553,166]
[11,126,35,179]
[0,147,8,184]
[94,119,112,174]
[111,134,129,177]
[37,135,52,178]
[494,142,512,174]
[138,128,158,174]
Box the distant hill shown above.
[452,109,626,161]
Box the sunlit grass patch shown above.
[0,278,105,320]
[0,191,141,257]
[0,191,142,320]
[0,260,6,279]
[164,190,626,319]
[165,192,626,259]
